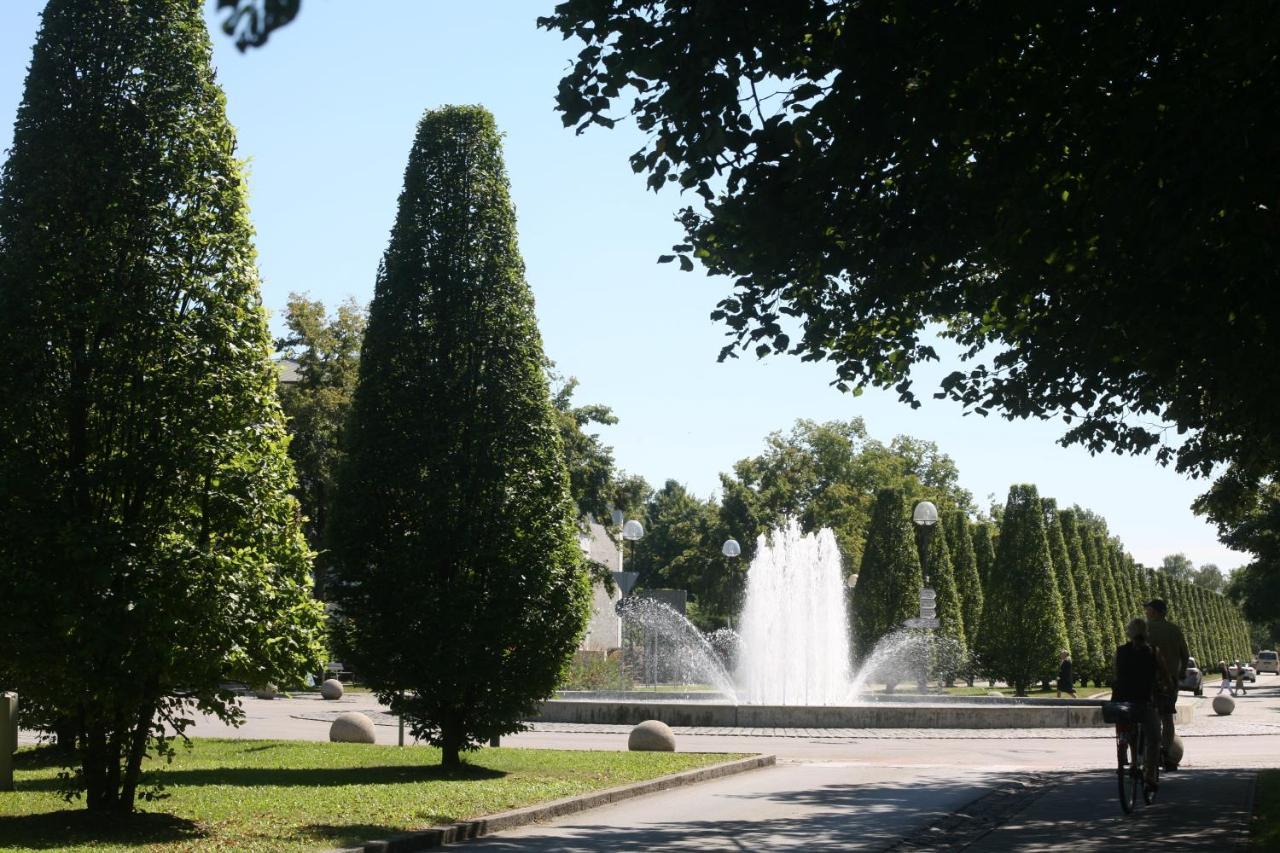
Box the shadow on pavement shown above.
[967,767,1254,851]
[459,771,1011,851]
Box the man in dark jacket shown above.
[1144,599,1190,770]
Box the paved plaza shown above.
[18,681,1278,849]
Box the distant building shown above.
[578,518,623,652]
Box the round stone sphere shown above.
[1166,734,1184,765]
[628,720,676,752]
[319,679,344,700]
[254,683,278,700]
[1212,694,1236,716]
[329,711,376,744]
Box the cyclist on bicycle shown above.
[1144,598,1189,770]
[1111,617,1161,791]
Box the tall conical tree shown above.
[919,519,967,683]
[0,0,323,813]
[945,511,984,660]
[1043,501,1087,677]
[976,485,1069,695]
[851,489,923,660]
[330,106,589,767]
[973,521,997,592]
[1060,509,1105,684]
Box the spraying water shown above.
[735,520,853,705]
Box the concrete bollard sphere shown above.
[1166,734,1184,766]
[628,720,676,752]
[329,711,377,744]
[1212,694,1235,716]
[319,679,344,700]
[254,683,278,700]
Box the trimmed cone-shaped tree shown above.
[946,512,984,651]
[851,489,923,661]
[919,519,967,683]
[973,522,997,591]
[1060,509,1106,686]
[0,0,323,813]
[330,106,589,768]
[1043,501,1087,677]
[975,485,1069,695]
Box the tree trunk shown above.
[117,704,154,813]
[440,722,462,769]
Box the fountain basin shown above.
[531,697,1195,729]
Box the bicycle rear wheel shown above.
[1118,735,1138,814]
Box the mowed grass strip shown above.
[0,738,743,852]
[1251,769,1280,851]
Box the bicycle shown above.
[1102,701,1159,814]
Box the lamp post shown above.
[613,514,644,685]
[911,500,939,583]
[911,500,939,693]
[721,539,741,558]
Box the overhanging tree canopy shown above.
[536,3,1280,487]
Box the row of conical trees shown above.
[851,484,1252,694]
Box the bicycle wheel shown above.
[1118,733,1138,814]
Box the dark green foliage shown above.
[1059,510,1106,685]
[541,4,1280,497]
[217,0,300,50]
[976,486,1069,695]
[330,106,589,768]
[946,512,983,654]
[628,480,744,630]
[720,419,972,574]
[0,0,323,813]
[851,489,922,660]
[1043,502,1087,678]
[973,523,997,590]
[920,521,966,682]
[276,294,367,598]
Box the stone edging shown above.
[327,753,775,853]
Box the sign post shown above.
[1,692,17,792]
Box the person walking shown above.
[1144,599,1189,771]
[1057,650,1077,698]
[1111,618,1162,791]
[1219,659,1235,695]
[1234,659,1248,696]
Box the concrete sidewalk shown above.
[967,767,1255,851]
[449,763,998,851]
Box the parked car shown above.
[1255,650,1279,675]
[1229,662,1257,683]
[1179,657,1204,696]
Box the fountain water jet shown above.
[736,520,853,705]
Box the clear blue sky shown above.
[0,1,1246,570]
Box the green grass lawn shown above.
[1251,769,1279,851]
[0,739,741,852]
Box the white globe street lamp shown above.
[721,538,741,558]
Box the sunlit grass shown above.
[0,738,741,852]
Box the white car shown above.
[1255,650,1278,674]
[1229,662,1257,683]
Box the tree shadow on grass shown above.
[16,762,507,793]
[0,810,204,851]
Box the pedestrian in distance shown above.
[1057,649,1077,698]
[1143,599,1189,771]
[1219,660,1234,696]
[1234,659,1248,696]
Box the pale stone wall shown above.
[579,518,622,652]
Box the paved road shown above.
[455,763,998,851]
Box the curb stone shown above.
[327,753,775,853]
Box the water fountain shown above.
[736,521,852,705]
[537,520,1133,729]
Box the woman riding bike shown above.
[1111,618,1162,795]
